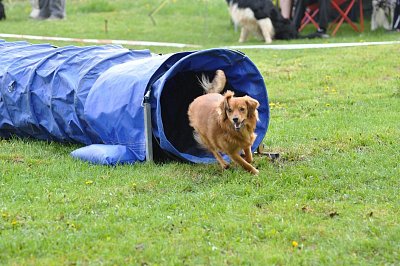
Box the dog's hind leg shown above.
[229,153,259,175]
[257,18,274,43]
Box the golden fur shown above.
[188,70,260,175]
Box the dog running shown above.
[226,0,299,43]
[188,70,260,175]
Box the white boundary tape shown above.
[0,33,201,48]
[1,33,399,50]
[225,41,400,50]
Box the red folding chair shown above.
[299,0,364,36]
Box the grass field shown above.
[1,0,400,265]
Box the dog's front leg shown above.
[239,27,250,43]
[243,146,253,164]
[371,10,378,30]
[230,153,259,175]
[211,150,230,170]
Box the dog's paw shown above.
[264,38,272,44]
[217,160,230,170]
[222,163,230,170]
[252,168,259,175]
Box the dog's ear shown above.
[223,91,234,111]
[218,90,234,119]
[245,96,259,119]
[224,90,234,99]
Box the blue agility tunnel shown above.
[0,40,269,165]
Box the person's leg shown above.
[49,0,65,19]
[280,0,292,19]
[293,0,329,37]
[317,0,330,30]
[38,0,51,18]
[292,0,308,30]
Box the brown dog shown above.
[188,70,260,175]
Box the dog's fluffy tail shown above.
[198,69,226,94]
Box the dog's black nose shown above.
[233,117,239,123]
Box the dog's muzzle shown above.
[232,118,244,131]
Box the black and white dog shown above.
[371,0,396,30]
[226,0,298,43]
[0,0,6,21]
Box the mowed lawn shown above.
[0,0,400,265]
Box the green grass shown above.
[77,0,116,13]
[1,0,400,265]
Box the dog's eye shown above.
[239,107,246,112]
[227,108,233,113]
